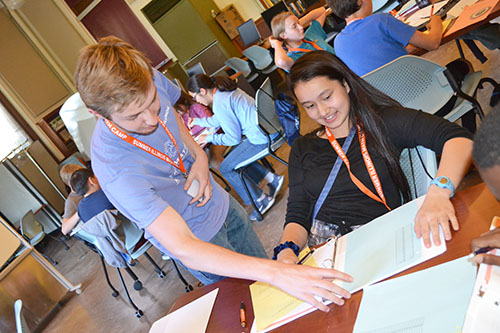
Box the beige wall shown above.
[18,0,93,87]
[0,0,94,160]
[214,0,264,21]
[127,0,178,61]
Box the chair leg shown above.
[124,266,143,291]
[41,252,58,266]
[143,251,166,278]
[36,244,58,265]
[171,260,194,292]
[210,168,231,192]
[116,268,144,318]
[455,40,465,59]
[260,158,275,174]
[238,168,262,221]
[100,256,119,297]
[463,39,488,64]
[269,152,288,167]
[46,233,70,250]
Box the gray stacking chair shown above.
[242,45,278,75]
[233,77,287,220]
[362,55,484,123]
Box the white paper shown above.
[447,0,479,18]
[463,216,500,333]
[402,0,449,27]
[150,288,218,333]
[354,256,477,333]
[251,197,446,332]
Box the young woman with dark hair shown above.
[187,74,284,221]
[274,51,473,264]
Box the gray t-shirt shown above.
[90,71,229,257]
[63,191,83,219]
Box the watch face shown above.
[439,178,448,184]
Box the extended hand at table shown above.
[414,187,458,248]
[471,228,500,266]
[270,262,353,312]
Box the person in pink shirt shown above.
[174,91,213,137]
[174,91,226,170]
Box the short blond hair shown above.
[74,36,153,119]
[271,11,295,41]
[59,164,84,186]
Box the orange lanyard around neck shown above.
[325,125,391,211]
[104,117,187,177]
[287,39,322,53]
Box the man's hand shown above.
[414,186,458,248]
[184,152,212,207]
[471,228,500,266]
[270,263,353,312]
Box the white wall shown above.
[214,0,264,21]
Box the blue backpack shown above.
[274,93,300,145]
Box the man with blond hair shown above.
[74,36,352,311]
[59,163,84,235]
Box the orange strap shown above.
[104,117,187,176]
[287,39,323,53]
[325,125,391,211]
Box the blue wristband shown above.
[429,176,455,197]
[272,241,300,260]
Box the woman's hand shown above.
[184,152,212,207]
[269,36,283,49]
[414,186,458,248]
[196,134,208,145]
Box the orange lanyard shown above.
[287,39,323,53]
[104,117,187,177]
[325,125,391,211]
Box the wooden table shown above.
[168,183,500,332]
[412,1,500,55]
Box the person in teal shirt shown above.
[270,7,335,72]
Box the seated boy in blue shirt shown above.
[70,168,136,265]
[70,168,115,223]
[327,0,443,76]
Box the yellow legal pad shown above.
[249,247,317,332]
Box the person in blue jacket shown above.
[187,74,284,221]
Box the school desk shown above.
[166,182,500,332]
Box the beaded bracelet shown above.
[272,241,300,260]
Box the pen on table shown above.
[401,6,421,21]
[297,249,315,265]
[396,2,418,18]
[240,301,247,328]
[470,246,496,257]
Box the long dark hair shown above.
[289,51,411,203]
[173,91,194,115]
[186,74,237,94]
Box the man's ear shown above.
[199,88,208,96]
[88,109,105,119]
[88,176,99,187]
